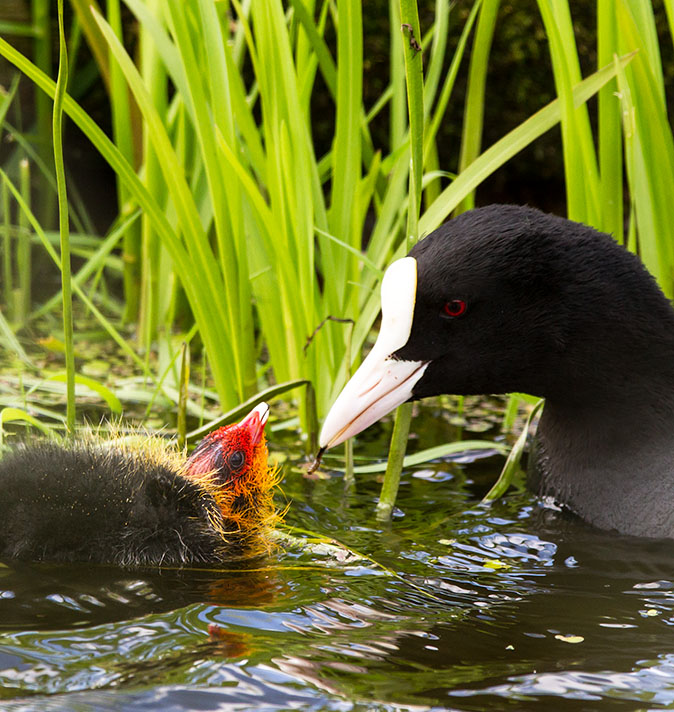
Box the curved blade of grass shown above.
[45,373,123,414]
[0,408,53,446]
[483,399,544,502]
[53,0,75,437]
[0,395,68,424]
[419,53,634,236]
[0,308,31,365]
[334,440,508,474]
[186,379,312,443]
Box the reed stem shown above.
[17,158,31,325]
[32,0,54,227]
[376,0,424,519]
[2,181,11,316]
[177,341,190,450]
[53,0,76,437]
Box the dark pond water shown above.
[1,403,673,711]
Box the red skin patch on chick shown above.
[181,405,280,554]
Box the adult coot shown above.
[0,403,280,565]
[319,205,674,538]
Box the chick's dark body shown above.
[0,443,226,567]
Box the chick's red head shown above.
[183,403,280,547]
[185,402,269,486]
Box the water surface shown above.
[1,404,673,711]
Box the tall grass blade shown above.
[536,0,600,224]
[2,180,11,316]
[419,54,633,235]
[597,0,623,242]
[31,0,53,227]
[68,0,111,91]
[177,342,189,450]
[17,159,31,325]
[377,0,424,521]
[614,1,674,297]
[483,400,544,502]
[455,0,499,215]
[53,0,76,437]
[329,0,362,316]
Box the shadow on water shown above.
[1,404,674,711]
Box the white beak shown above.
[319,257,428,449]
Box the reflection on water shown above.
[1,405,674,711]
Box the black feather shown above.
[0,442,229,566]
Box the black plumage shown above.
[0,443,226,566]
[320,205,674,538]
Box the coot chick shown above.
[0,403,280,565]
[320,205,674,538]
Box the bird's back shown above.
[0,442,228,566]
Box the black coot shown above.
[319,205,674,538]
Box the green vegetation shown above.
[0,1,672,509]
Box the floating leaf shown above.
[483,559,511,571]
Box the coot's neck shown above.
[531,356,674,538]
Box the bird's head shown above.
[184,402,281,547]
[319,204,672,451]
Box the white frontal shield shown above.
[319,257,428,449]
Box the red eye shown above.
[442,299,467,318]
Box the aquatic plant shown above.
[0,2,622,415]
